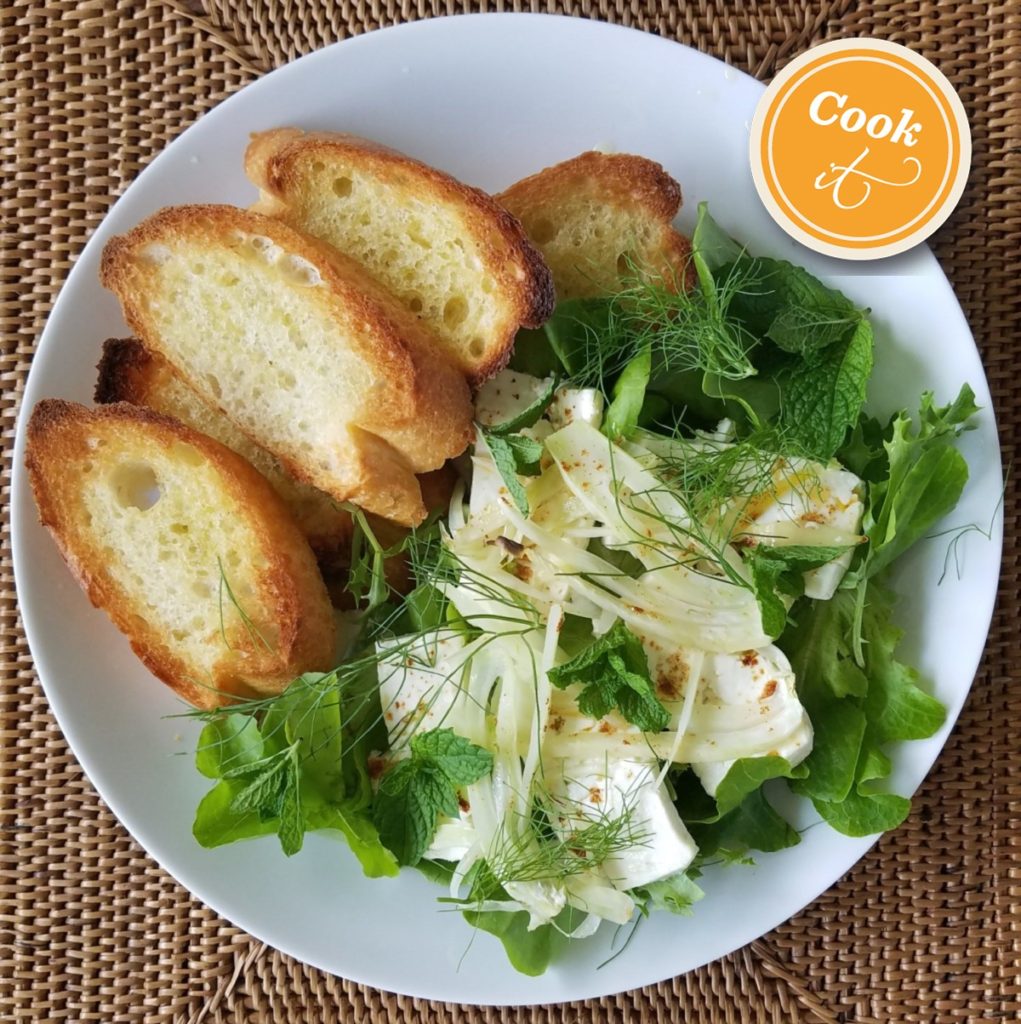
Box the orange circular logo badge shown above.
[750,39,971,260]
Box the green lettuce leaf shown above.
[192,673,399,876]
[780,583,945,835]
[861,384,978,578]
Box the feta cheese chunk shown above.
[740,460,864,600]
[475,369,553,427]
[548,387,605,430]
[377,631,475,861]
[689,644,813,796]
[376,630,468,746]
[544,754,697,891]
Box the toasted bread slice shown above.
[26,400,336,710]
[96,338,354,558]
[100,204,473,526]
[497,152,693,300]
[245,129,555,383]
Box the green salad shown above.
[187,205,978,974]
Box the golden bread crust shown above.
[95,338,356,556]
[498,151,695,299]
[99,204,473,526]
[245,128,555,383]
[26,399,336,710]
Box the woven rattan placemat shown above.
[2,2,1018,1021]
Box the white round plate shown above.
[11,14,1003,1005]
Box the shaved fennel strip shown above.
[655,648,705,788]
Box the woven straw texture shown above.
[2,2,1019,1021]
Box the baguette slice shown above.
[497,152,693,299]
[96,338,354,558]
[25,400,336,710]
[100,204,473,526]
[245,129,555,383]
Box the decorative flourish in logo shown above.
[813,148,923,210]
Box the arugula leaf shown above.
[485,375,557,435]
[634,869,705,916]
[548,620,669,731]
[780,318,874,460]
[861,384,978,579]
[604,346,651,440]
[373,728,493,865]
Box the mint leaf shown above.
[485,375,557,435]
[277,758,303,856]
[483,430,542,514]
[548,620,669,732]
[604,346,651,440]
[721,253,862,358]
[373,728,492,865]
[227,750,292,814]
[781,318,873,460]
[745,545,850,638]
[410,728,496,786]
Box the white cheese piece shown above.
[544,749,697,891]
[689,644,813,796]
[376,631,475,861]
[424,816,476,861]
[548,387,605,430]
[474,369,553,427]
[741,460,864,600]
[376,631,468,746]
